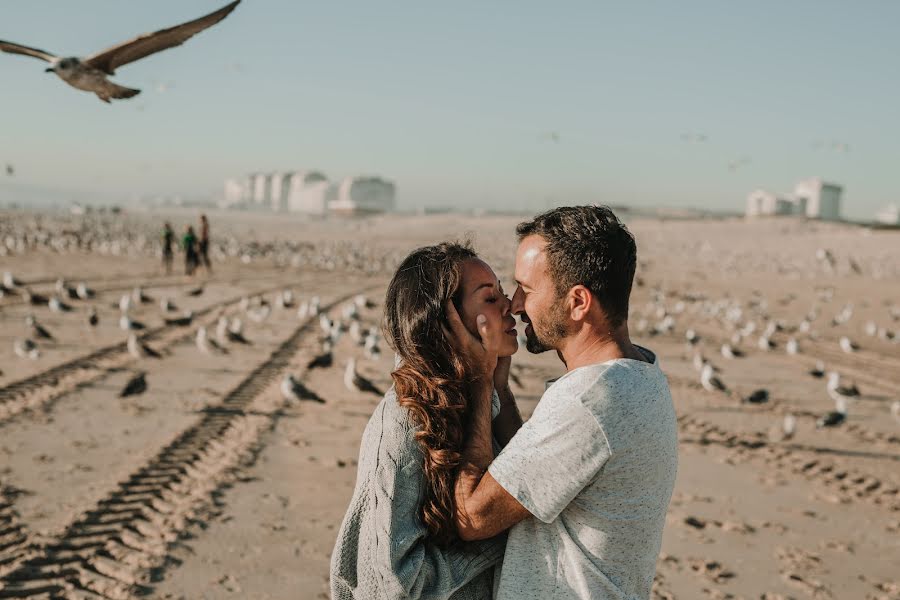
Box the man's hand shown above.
[443,301,499,380]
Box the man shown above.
[198,214,212,274]
[182,225,198,276]
[448,205,678,599]
[161,222,175,275]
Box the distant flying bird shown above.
[119,372,147,397]
[0,1,241,103]
[4,164,13,176]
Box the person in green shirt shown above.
[182,225,198,276]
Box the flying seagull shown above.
[0,1,241,103]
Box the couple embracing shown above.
[331,206,678,600]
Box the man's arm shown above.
[455,379,531,542]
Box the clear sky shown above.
[1,1,898,218]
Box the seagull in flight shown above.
[0,1,241,103]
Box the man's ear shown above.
[569,285,592,321]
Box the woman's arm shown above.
[373,425,505,600]
[492,384,523,448]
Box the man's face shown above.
[511,235,568,354]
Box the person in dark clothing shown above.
[162,222,175,275]
[183,226,198,276]
[198,214,212,274]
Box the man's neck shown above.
[558,324,644,372]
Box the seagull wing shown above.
[84,0,241,75]
[0,40,58,63]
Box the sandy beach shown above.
[1,208,898,599]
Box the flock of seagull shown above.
[634,260,900,439]
[3,268,384,409]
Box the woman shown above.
[331,242,522,599]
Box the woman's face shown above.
[457,258,518,357]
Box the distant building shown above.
[745,189,799,217]
[269,172,292,211]
[328,176,396,214]
[224,171,395,215]
[794,177,842,220]
[250,173,272,206]
[745,177,842,220]
[222,178,248,207]
[287,171,331,214]
[875,203,899,225]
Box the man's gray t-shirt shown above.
[488,346,677,600]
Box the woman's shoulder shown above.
[365,387,423,463]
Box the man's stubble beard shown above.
[524,295,569,354]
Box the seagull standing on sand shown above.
[786,337,799,355]
[120,372,147,397]
[839,336,859,353]
[826,372,859,406]
[196,326,227,354]
[281,374,325,404]
[87,306,99,327]
[14,338,40,360]
[26,314,54,340]
[782,414,797,440]
[700,363,727,393]
[306,341,333,370]
[0,1,241,103]
[76,282,94,300]
[49,296,73,313]
[891,401,900,426]
[809,360,826,378]
[344,358,382,396]
[127,333,161,359]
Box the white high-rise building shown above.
[794,177,842,221]
[875,204,899,225]
[269,172,292,211]
[328,176,396,214]
[222,177,249,207]
[251,173,272,206]
[287,171,330,214]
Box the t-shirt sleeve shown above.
[488,395,611,523]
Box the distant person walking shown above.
[198,214,212,274]
[182,225,198,276]
[162,222,175,275]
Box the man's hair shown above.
[516,205,637,327]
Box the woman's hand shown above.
[443,301,499,381]
[493,355,512,393]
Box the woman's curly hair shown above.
[382,241,478,547]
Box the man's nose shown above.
[510,286,525,315]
